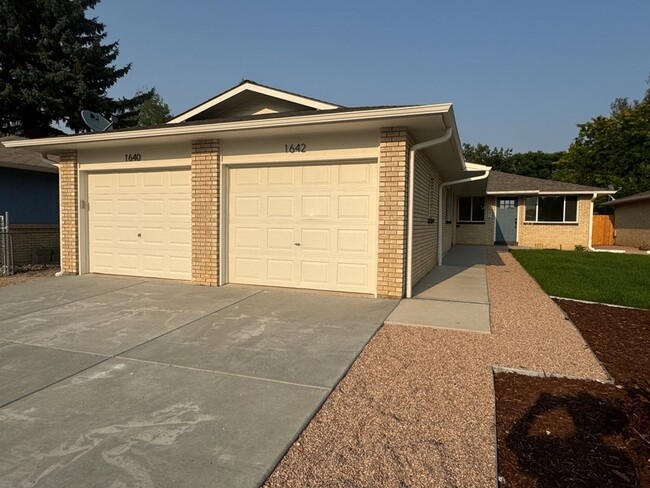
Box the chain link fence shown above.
[1,212,59,276]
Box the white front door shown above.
[227,162,377,293]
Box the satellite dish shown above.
[81,110,115,132]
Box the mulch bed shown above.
[495,300,650,487]
[0,265,58,288]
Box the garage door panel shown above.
[169,198,190,216]
[301,229,329,251]
[234,227,260,249]
[267,259,294,282]
[229,162,377,293]
[233,257,260,280]
[301,261,329,284]
[233,196,261,217]
[337,263,368,287]
[339,164,370,184]
[302,165,331,185]
[338,195,369,218]
[268,166,295,185]
[88,169,191,280]
[301,196,330,218]
[267,197,294,218]
[337,229,368,253]
[267,228,294,250]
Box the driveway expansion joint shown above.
[116,356,332,391]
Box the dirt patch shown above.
[496,300,650,487]
[0,266,59,288]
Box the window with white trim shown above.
[458,196,485,222]
[524,196,578,223]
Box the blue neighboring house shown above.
[0,136,60,265]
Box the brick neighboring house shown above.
[0,136,60,265]
[0,81,614,297]
[454,171,615,250]
[603,190,650,249]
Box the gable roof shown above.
[0,136,58,173]
[602,190,650,206]
[486,171,613,195]
[168,80,341,124]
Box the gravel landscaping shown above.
[496,300,650,487]
[263,249,608,487]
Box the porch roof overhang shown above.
[2,104,467,177]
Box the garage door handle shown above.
[138,233,142,238]
[294,242,301,246]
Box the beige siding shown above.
[614,200,650,248]
[442,187,454,253]
[518,195,591,249]
[455,196,495,245]
[411,151,443,285]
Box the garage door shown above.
[88,169,191,280]
[228,162,377,294]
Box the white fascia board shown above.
[487,190,617,195]
[4,104,452,150]
[168,82,340,124]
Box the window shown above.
[458,196,485,222]
[445,188,454,222]
[524,196,578,223]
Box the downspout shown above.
[436,171,490,267]
[406,129,452,299]
[588,192,597,251]
[41,154,66,277]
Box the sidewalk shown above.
[385,245,490,332]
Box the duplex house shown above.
[2,81,613,297]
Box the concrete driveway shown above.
[0,275,396,488]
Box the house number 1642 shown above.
[284,144,306,153]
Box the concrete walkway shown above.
[385,245,491,332]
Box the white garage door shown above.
[228,162,377,294]
[88,169,191,280]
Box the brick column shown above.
[191,139,220,285]
[377,127,412,298]
[59,150,78,274]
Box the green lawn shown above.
[511,250,650,309]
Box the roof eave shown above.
[2,104,454,152]
[487,190,616,195]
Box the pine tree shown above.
[0,0,150,137]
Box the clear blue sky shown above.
[94,0,649,153]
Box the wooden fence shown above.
[592,215,615,246]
